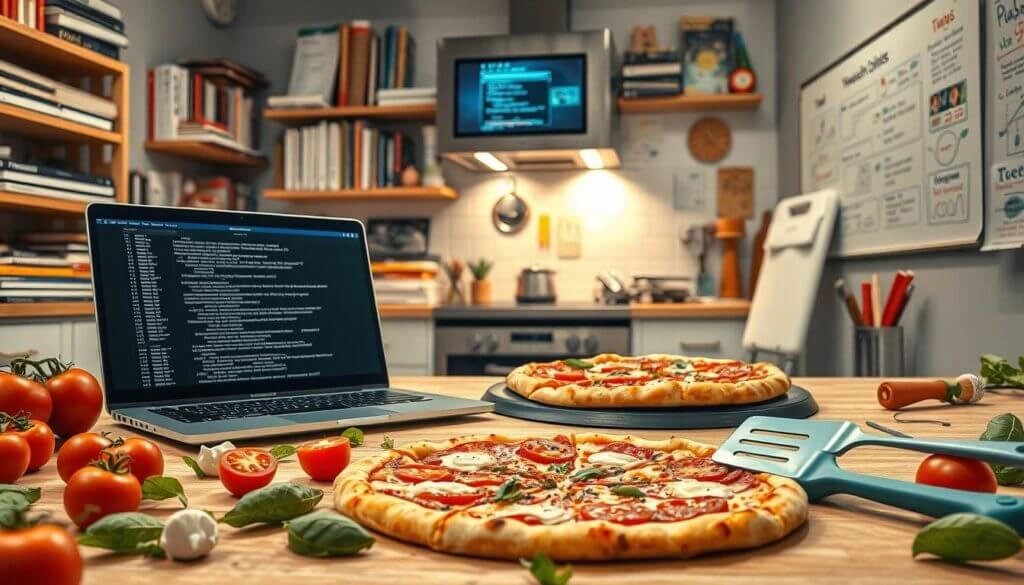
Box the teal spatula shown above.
[712,416,1024,533]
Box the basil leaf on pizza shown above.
[561,358,593,369]
[610,485,645,499]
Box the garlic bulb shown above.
[196,441,236,477]
[160,509,218,561]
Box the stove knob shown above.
[584,335,599,354]
[468,334,484,352]
[484,334,500,353]
[564,334,581,354]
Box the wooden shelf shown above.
[263,186,457,201]
[0,302,94,319]
[618,93,763,114]
[0,103,122,145]
[0,191,92,215]
[145,140,268,168]
[0,17,126,76]
[264,104,435,124]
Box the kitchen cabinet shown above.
[0,317,101,372]
[381,318,434,376]
[631,318,746,359]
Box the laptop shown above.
[86,204,492,445]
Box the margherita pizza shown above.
[506,353,790,408]
[334,433,807,561]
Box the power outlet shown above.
[557,215,582,259]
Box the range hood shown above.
[435,3,619,172]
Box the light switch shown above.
[557,215,582,259]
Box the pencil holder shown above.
[853,327,905,377]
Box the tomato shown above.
[0,372,52,422]
[111,437,164,482]
[668,458,732,482]
[64,458,142,529]
[2,417,54,471]
[219,448,277,496]
[57,432,115,482]
[44,368,103,437]
[915,454,998,493]
[580,502,653,525]
[651,497,729,522]
[297,437,351,481]
[0,524,82,585]
[394,464,454,484]
[457,471,506,487]
[0,433,30,483]
[600,441,657,461]
[554,371,587,382]
[517,437,576,464]
[417,490,485,506]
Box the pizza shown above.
[334,433,807,561]
[505,353,790,408]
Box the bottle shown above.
[729,32,756,94]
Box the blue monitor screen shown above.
[454,54,587,137]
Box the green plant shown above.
[467,258,494,281]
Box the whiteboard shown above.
[799,0,984,257]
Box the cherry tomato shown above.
[64,457,142,529]
[457,471,506,487]
[2,417,54,471]
[417,489,485,506]
[297,437,352,482]
[668,458,732,482]
[517,437,576,464]
[0,524,82,585]
[0,372,52,422]
[219,448,277,496]
[110,437,164,482]
[0,433,30,483]
[580,502,653,525]
[651,497,729,522]
[44,368,103,437]
[394,464,454,484]
[599,441,657,461]
[554,371,587,382]
[915,454,998,493]
[57,432,115,483]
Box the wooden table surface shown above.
[23,377,1024,584]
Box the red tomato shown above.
[915,454,998,493]
[56,432,115,483]
[64,460,142,529]
[297,437,351,481]
[652,497,729,522]
[580,502,653,525]
[3,418,54,472]
[668,458,732,482]
[517,437,576,464]
[417,489,485,506]
[554,371,587,382]
[457,471,506,487]
[0,372,52,422]
[394,464,454,484]
[219,448,277,496]
[0,524,82,585]
[44,368,103,437]
[599,441,657,461]
[111,437,164,482]
[0,433,30,483]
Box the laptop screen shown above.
[87,205,388,407]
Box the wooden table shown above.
[25,378,1024,584]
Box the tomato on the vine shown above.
[1,415,54,471]
[43,366,103,437]
[0,525,82,585]
[63,453,142,529]
[0,433,30,483]
[297,437,351,481]
[110,437,164,482]
[57,432,116,483]
[0,372,51,422]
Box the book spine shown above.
[48,0,122,32]
[36,0,43,31]
[0,159,111,186]
[45,25,118,59]
[337,24,350,106]
[146,69,154,140]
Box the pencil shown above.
[871,273,882,327]
[834,279,864,326]
[893,283,915,326]
[861,281,874,327]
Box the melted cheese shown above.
[662,479,732,499]
[588,451,640,466]
[438,451,496,471]
[371,480,481,497]
[492,503,573,525]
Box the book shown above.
[0,277,92,290]
[623,49,679,64]
[622,80,682,90]
[44,11,128,46]
[53,78,117,118]
[621,88,683,98]
[348,20,371,106]
[0,292,93,302]
[376,97,436,106]
[0,180,113,202]
[0,160,113,193]
[68,0,120,20]
[278,24,339,106]
[623,62,682,77]
[367,31,379,107]
[47,24,119,59]
[338,23,350,106]
[0,60,57,94]
[680,17,734,95]
[0,254,72,267]
[46,0,122,32]
[395,27,408,90]
[266,94,328,109]
[0,84,61,117]
[377,87,435,99]
[58,104,113,130]
[0,71,55,103]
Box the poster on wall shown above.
[983,0,1024,250]
[799,0,983,257]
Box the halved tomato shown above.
[297,437,351,482]
[580,502,653,525]
[417,490,484,506]
[651,497,729,522]
[393,464,454,484]
[668,458,731,482]
[219,448,277,496]
[554,371,587,382]
[600,441,656,460]
[517,437,575,464]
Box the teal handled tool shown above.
[712,416,1024,533]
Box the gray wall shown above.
[777,0,1024,376]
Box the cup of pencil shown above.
[835,272,914,377]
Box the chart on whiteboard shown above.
[800,0,982,257]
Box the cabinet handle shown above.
[679,340,721,351]
[0,348,38,359]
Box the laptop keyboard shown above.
[151,390,428,423]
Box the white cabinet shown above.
[70,320,102,382]
[380,318,433,376]
[0,322,64,366]
[631,319,746,359]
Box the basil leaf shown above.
[77,512,166,555]
[381,435,395,449]
[548,463,570,474]
[219,483,324,528]
[493,479,523,503]
[182,456,207,479]
[562,358,592,370]
[520,553,573,585]
[0,484,40,504]
[979,413,1024,486]
[611,485,645,499]
[912,513,1022,562]
[286,511,375,557]
[141,476,188,508]
[270,445,298,460]
[341,427,364,447]
[569,468,609,482]
[0,491,32,529]
[979,354,1024,387]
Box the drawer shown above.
[631,319,746,359]
[0,322,63,366]
[70,320,103,383]
[380,319,433,370]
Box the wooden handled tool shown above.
[877,374,985,410]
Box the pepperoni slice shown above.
[600,441,657,460]
[393,464,454,484]
[652,497,729,522]
[457,471,506,487]
[580,502,653,525]
[517,437,576,464]
[668,458,732,482]
[720,469,756,492]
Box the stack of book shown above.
[621,49,682,98]
[282,120,416,191]
[1,0,44,31]
[0,58,118,130]
[377,87,435,107]
[148,59,264,156]
[0,158,114,204]
[0,232,92,303]
[130,169,251,210]
[43,0,127,60]
[371,259,441,306]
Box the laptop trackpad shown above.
[279,406,392,424]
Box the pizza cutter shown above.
[712,416,1024,533]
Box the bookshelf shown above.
[263,186,457,202]
[264,104,435,124]
[0,302,94,319]
[617,93,763,114]
[0,191,90,215]
[144,140,268,168]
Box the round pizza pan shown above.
[481,383,819,429]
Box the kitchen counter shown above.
[386,299,751,321]
[377,304,435,319]
[630,298,751,319]
[28,378,1022,584]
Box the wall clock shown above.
[201,0,238,28]
[688,116,731,163]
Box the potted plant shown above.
[467,258,494,306]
